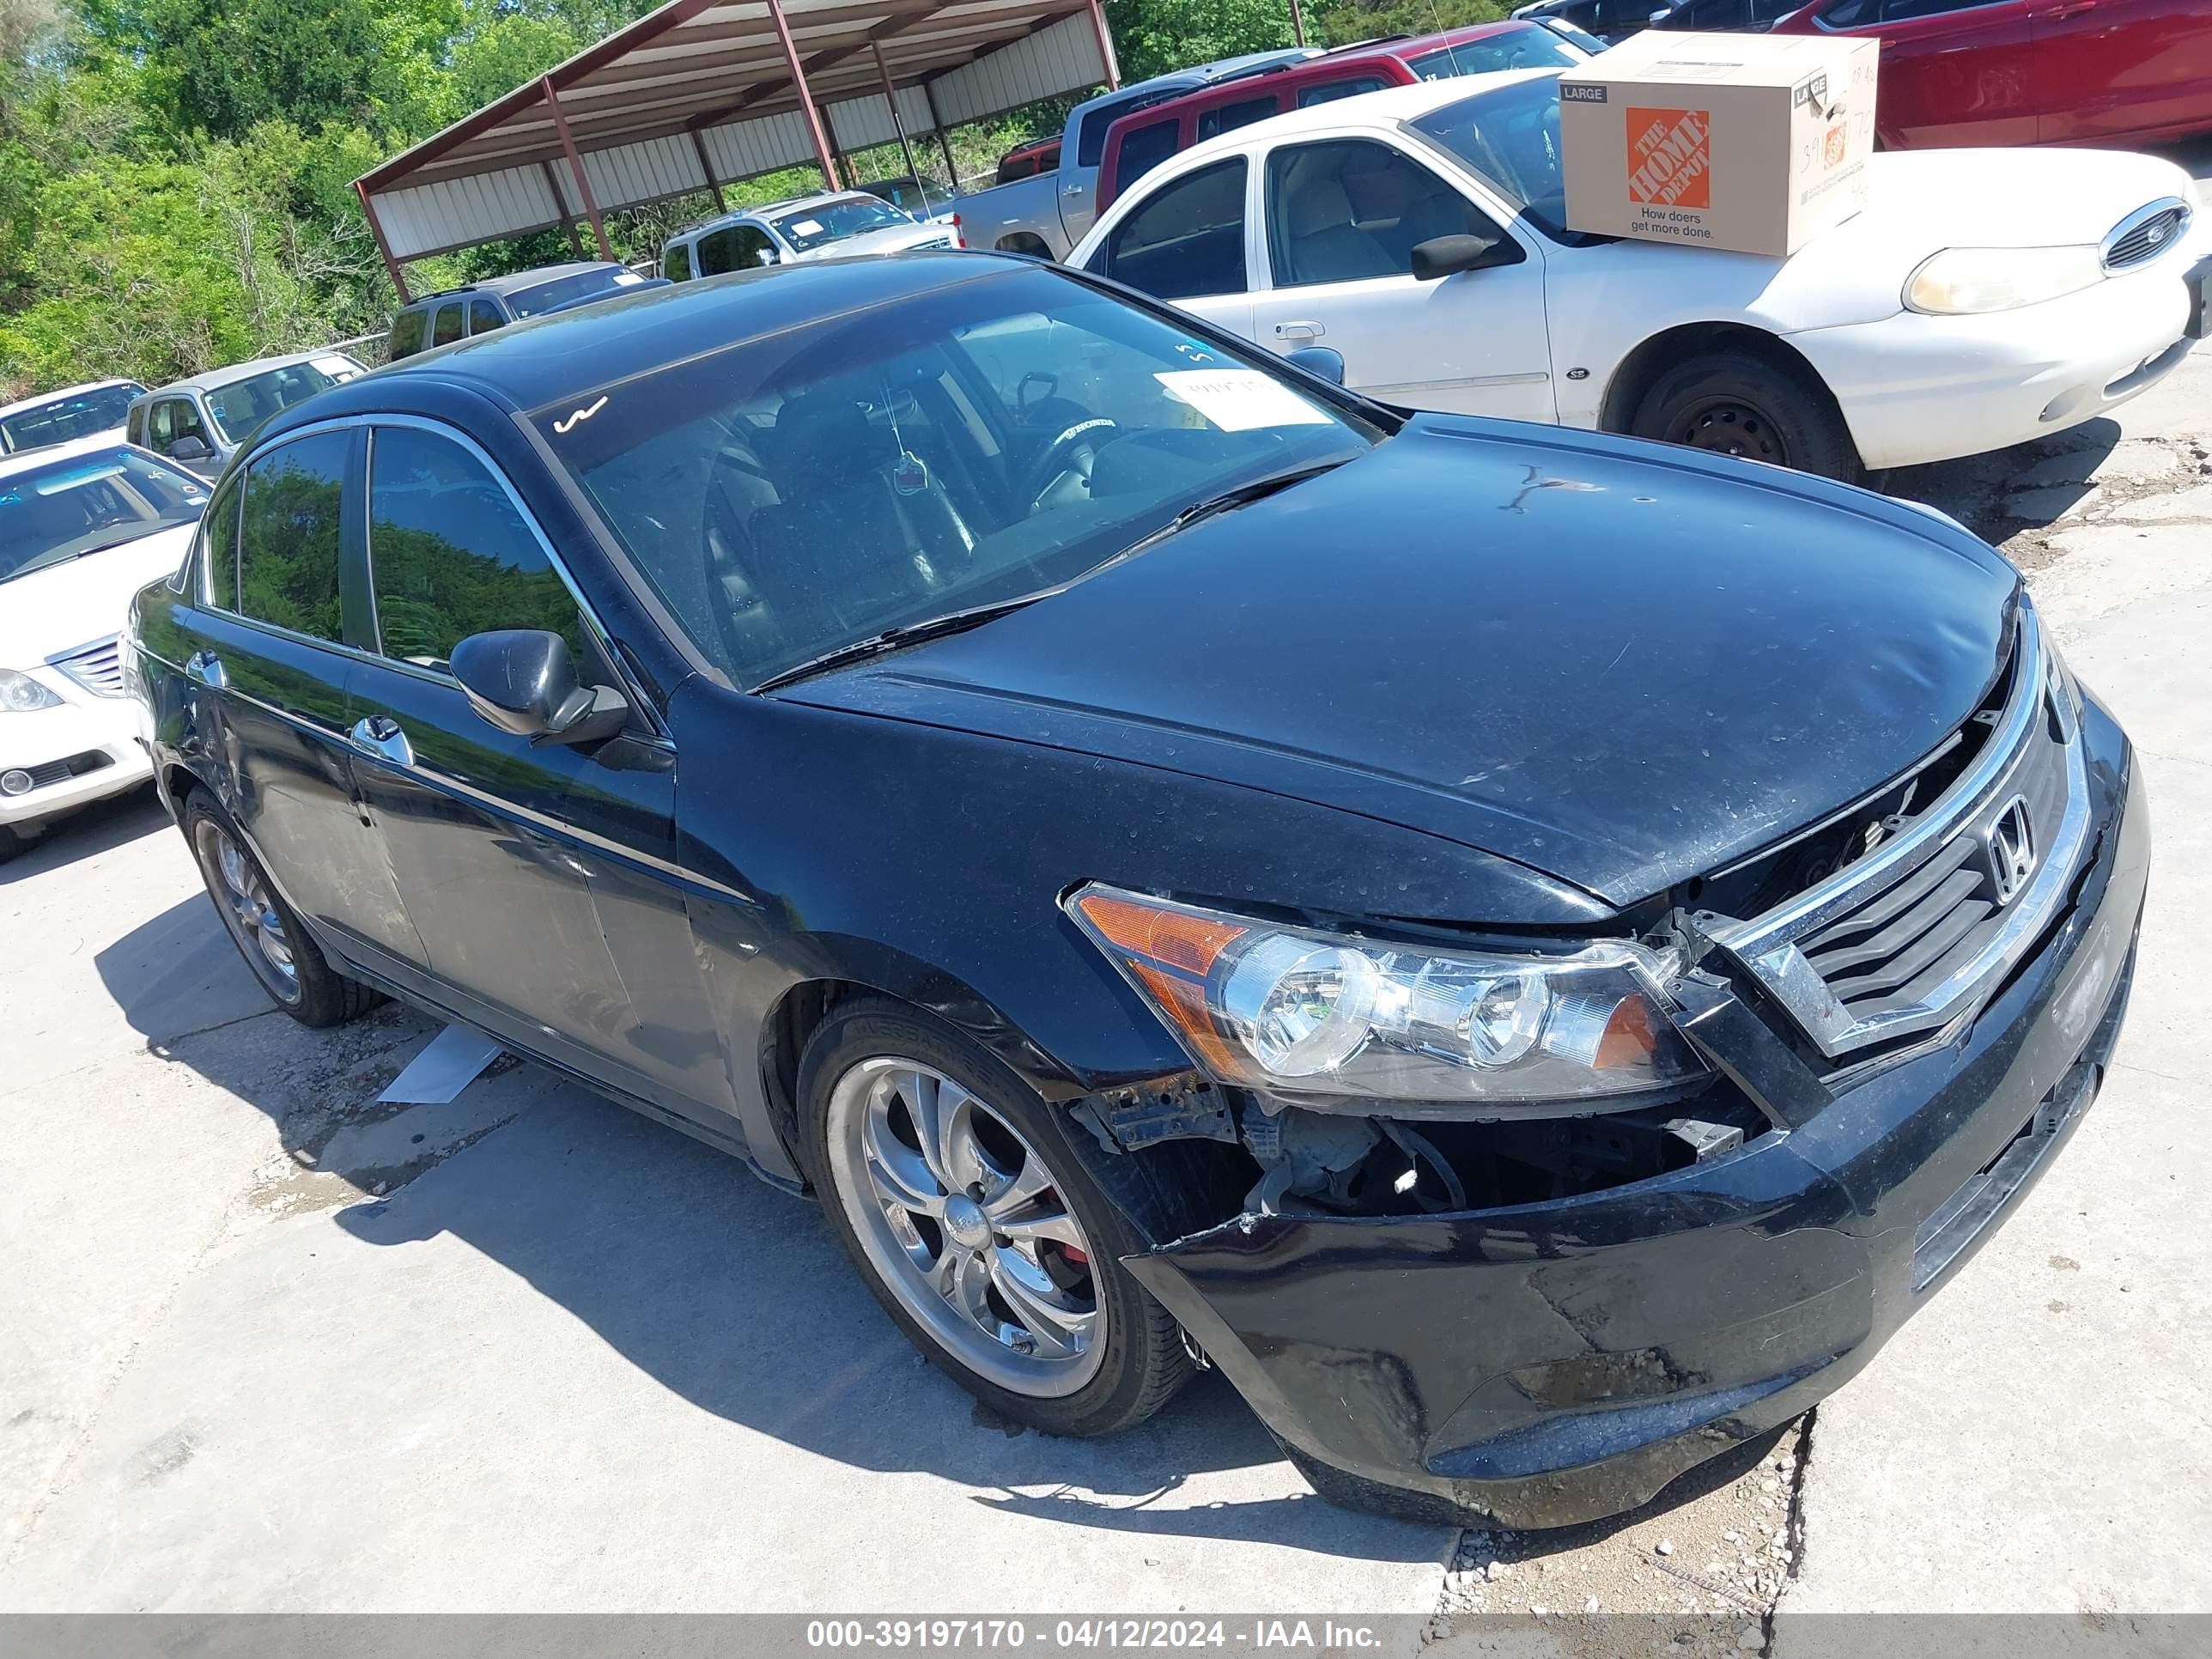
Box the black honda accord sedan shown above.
[130,252,2146,1528]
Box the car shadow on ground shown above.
[0,785,169,886]
[1881,417,2123,543]
[90,899,1449,1563]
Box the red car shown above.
[1758,0,2212,149]
[1096,20,1596,210]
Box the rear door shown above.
[343,419,722,1115]
[2030,0,2212,143]
[1247,135,1555,422]
[1086,156,1257,339]
[175,428,422,965]
[1807,0,2043,147]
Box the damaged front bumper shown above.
[1122,697,2147,1529]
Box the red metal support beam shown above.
[542,161,587,257]
[353,180,412,304]
[1086,0,1120,88]
[687,127,729,212]
[766,0,842,192]
[544,76,615,260]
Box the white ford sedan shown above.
[1067,72,2209,479]
[0,437,207,857]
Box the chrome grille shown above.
[1709,607,2087,1061]
[2102,198,2191,271]
[46,634,125,698]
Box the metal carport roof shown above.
[354,0,1120,295]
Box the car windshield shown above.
[507,267,641,319]
[0,446,208,582]
[771,198,914,252]
[204,359,356,444]
[0,384,143,453]
[1405,26,1582,81]
[538,265,1386,690]
[1407,75,1576,240]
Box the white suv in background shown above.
[0,438,208,858]
[659,191,962,282]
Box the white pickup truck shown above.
[956,48,1317,258]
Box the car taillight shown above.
[949,213,965,248]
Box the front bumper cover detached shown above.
[1122,698,2147,1529]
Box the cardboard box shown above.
[1557,31,1878,258]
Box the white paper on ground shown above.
[1154,368,1333,432]
[378,1024,506,1105]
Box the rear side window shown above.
[388,308,428,359]
[431,302,465,347]
[1196,95,1283,141]
[663,240,694,282]
[1299,76,1392,106]
[1115,119,1182,191]
[469,299,505,335]
[1102,157,1249,301]
[367,426,585,672]
[236,431,349,642]
[201,478,243,611]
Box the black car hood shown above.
[785,418,2018,908]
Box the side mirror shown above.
[450,629,630,748]
[1411,232,1523,281]
[1285,345,1346,386]
[169,434,211,460]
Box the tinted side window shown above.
[388,307,428,358]
[127,404,145,445]
[1103,158,1249,301]
[202,477,243,611]
[1115,118,1182,190]
[663,240,694,282]
[368,427,585,672]
[1298,76,1391,107]
[1196,94,1284,140]
[1267,138,1495,288]
[236,432,349,642]
[696,228,742,276]
[469,299,505,334]
[734,226,778,267]
[432,301,465,346]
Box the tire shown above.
[182,788,379,1028]
[1631,350,1861,483]
[799,996,1223,1437]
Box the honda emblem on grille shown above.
[1985,796,2036,906]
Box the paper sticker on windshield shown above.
[612,271,644,286]
[1154,370,1331,432]
[790,219,823,236]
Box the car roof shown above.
[330,252,1026,417]
[674,191,878,239]
[1157,68,1556,166]
[136,349,362,400]
[401,261,625,307]
[0,379,144,419]
[0,432,152,480]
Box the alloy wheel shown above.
[195,819,301,1004]
[825,1055,1106,1397]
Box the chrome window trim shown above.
[2100,196,2192,272]
[1709,605,2090,1060]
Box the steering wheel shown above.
[1019,416,1119,511]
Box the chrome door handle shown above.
[1273,320,1326,341]
[1063,184,1085,197]
[185,650,227,690]
[349,715,414,768]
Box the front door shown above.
[176,428,421,964]
[1085,156,1257,339]
[343,421,724,1116]
[1814,0,2044,148]
[2032,0,2212,143]
[1247,137,1555,423]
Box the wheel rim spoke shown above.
[987,1251,1094,1359]
[862,1082,944,1218]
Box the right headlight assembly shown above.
[1904,244,2104,315]
[0,668,64,714]
[1066,884,1711,1119]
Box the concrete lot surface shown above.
[4,235,2210,1638]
